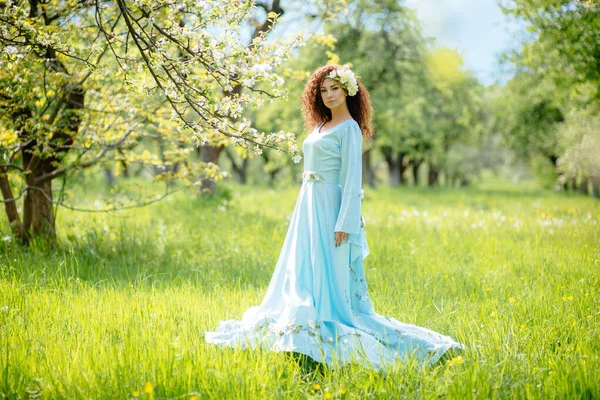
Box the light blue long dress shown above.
[205,119,463,370]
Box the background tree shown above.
[499,0,600,195]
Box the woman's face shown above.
[320,78,347,109]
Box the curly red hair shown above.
[300,64,373,140]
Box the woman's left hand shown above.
[335,231,349,247]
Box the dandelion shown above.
[446,355,464,366]
[325,393,332,399]
[508,297,515,303]
[519,323,526,331]
[313,384,321,390]
[143,381,154,393]
[338,388,347,394]
[133,391,140,397]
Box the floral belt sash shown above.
[302,171,324,182]
[301,170,340,184]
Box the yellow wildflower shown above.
[446,355,464,366]
[324,393,332,399]
[313,384,321,391]
[143,381,154,393]
[133,391,140,397]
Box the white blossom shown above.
[242,78,256,88]
[251,63,272,75]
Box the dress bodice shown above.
[302,119,364,236]
[302,119,355,178]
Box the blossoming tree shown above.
[0,0,304,244]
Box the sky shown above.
[404,0,523,86]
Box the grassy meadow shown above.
[1,179,599,399]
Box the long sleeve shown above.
[335,122,363,235]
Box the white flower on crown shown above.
[328,67,359,96]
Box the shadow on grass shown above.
[0,193,285,290]
[283,349,462,379]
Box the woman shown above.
[205,65,462,370]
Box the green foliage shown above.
[503,0,600,100]
[529,154,559,189]
[494,72,564,160]
[556,113,600,182]
[1,181,599,398]
[499,0,600,191]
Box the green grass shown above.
[1,181,599,399]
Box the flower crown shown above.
[327,68,359,96]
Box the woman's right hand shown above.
[335,231,349,247]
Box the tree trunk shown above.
[412,158,423,186]
[0,167,25,243]
[20,141,58,242]
[398,152,407,185]
[381,146,400,187]
[238,159,248,184]
[428,165,440,186]
[224,147,248,184]
[591,175,600,198]
[268,169,279,185]
[103,168,116,187]
[23,178,55,239]
[569,176,577,192]
[198,144,224,194]
[362,149,376,188]
[388,164,400,186]
[118,149,129,177]
[579,177,589,195]
[549,155,567,191]
[447,175,455,188]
